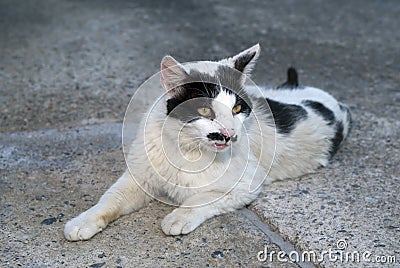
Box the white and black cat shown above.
[64,44,351,240]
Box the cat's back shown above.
[246,68,351,180]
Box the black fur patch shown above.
[167,81,251,123]
[277,67,299,89]
[234,94,252,117]
[303,100,335,125]
[167,82,219,122]
[167,82,219,113]
[207,132,227,142]
[329,122,344,157]
[264,98,308,134]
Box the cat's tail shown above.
[277,67,299,89]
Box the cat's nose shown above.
[220,128,235,138]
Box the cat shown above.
[64,44,351,240]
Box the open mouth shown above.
[213,142,229,150]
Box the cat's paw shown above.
[64,211,106,241]
[161,208,203,236]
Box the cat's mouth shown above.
[207,132,237,151]
[213,142,229,151]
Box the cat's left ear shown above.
[224,44,260,78]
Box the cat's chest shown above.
[166,151,256,190]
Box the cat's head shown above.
[160,44,260,153]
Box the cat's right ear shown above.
[160,56,188,96]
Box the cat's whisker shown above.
[179,137,207,150]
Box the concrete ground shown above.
[1,0,399,267]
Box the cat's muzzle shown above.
[207,132,233,143]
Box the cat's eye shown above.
[197,107,212,117]
[232,104,242,114]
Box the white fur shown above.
[185,61,220,77]
[64,45,350,240]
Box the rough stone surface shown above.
[1,0,399,267]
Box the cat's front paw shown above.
[64,211,106,241]
[161,208,203,236]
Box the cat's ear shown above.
[160,56,188,95]
[224,44,260,78]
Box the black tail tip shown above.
[287,67,299,87]
[277,67,299,89]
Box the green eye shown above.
[197,107,211,117]
[232,104,242,114]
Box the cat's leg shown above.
[64,170,152,241]
[161,189,260,235]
